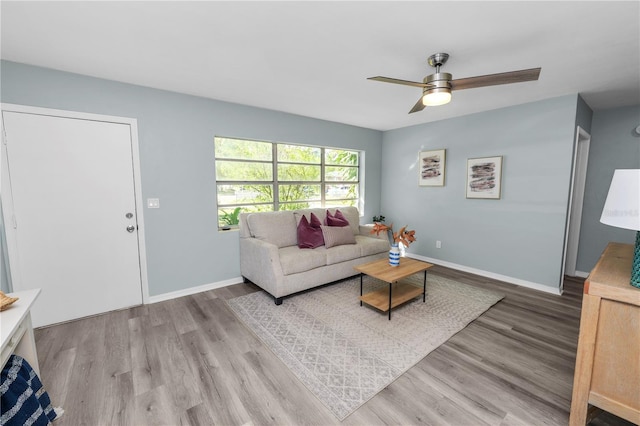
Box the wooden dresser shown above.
[569,243,640,425]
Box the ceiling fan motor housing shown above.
[423,72,452,95]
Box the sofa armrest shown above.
[359,224,388,241]
[239,237,284,297]
[359,224,374,236]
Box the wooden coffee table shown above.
[354,257,433,320]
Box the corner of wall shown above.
[575,94,594,134]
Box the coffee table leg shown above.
[388,282,392,320]
[360,273,363,306]
[423,270,427,302]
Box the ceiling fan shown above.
[368,53,541,114]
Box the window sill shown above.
[218,226,239,232]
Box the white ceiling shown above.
[2,1,639,131]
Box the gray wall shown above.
[575,95,593,134]
[575,105,640,273]
[381,95,580,290]
[0,60,383,296]
[2,59,637,296]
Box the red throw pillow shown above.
[297,213,324,248]
[309,212,322,228]
[325,209,350,227]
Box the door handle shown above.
[126,225,136,233]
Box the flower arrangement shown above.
[370,221,416,247]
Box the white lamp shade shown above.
[600,169,640,231]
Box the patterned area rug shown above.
[227,273,504,420]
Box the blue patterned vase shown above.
[389,243,400,267]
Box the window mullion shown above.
[273,144,279,211]
[321,148,326,207]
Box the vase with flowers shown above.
[370,221,416,267]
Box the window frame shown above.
[214,137,361,228]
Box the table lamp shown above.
[600,169,640,288]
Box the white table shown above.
[0,289,41,374]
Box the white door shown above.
[2,110,144,327]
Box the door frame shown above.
[561,125,591,283]
[1,103,150,304]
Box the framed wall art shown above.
[418,149,446,186]
[466,156,503,199]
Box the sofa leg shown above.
[242,276,250,284]
[274,297,283,306]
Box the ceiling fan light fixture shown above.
[422,72,452,106]
[422,88,451,106]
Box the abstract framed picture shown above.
[418,149,446,186]
[466,156,503,199]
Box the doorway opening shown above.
[562,126,591,285]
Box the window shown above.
[214,137,360,228]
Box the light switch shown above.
[147,198,160,209]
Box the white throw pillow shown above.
[321,225,356,248]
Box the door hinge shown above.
[12,215,17,229]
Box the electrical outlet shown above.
[436,240,442,249]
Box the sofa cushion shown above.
[321,225,356,248]
[297,213,324,249]
[334,207,360,235]
[279,245,327,275]
[325,242,362,265]
[356,235,390,256]
[247,211,297,248]
[325,209,350,227]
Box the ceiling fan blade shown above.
[451,67,541,91]
[368,76,429,88]
[409,97,426,114]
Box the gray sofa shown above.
[239,206,389,304]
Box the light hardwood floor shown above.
[34,266,634,425]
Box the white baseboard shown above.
[147,276,244,304]
[147,255,566,304]
[573,270,589,279]
[407,254,562,296]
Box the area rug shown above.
[227,273,504,420]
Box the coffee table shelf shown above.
[354,257,433,320]
[359,280,424,312]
